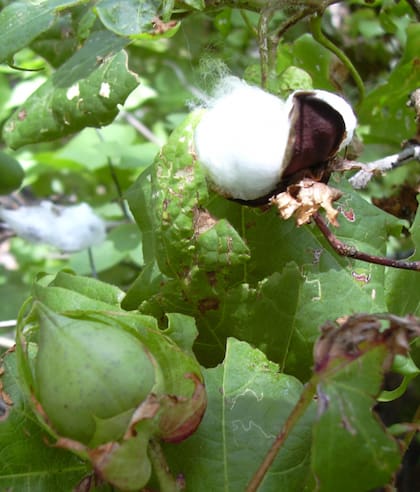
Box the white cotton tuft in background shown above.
[0,201,106,252]
[194,77,291,201]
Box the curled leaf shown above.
[313,313,420,373]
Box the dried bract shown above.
[270,179,342,226]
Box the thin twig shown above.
[163,60,208,100]
[87,247,97,279]
[313,212,420,271]
[274,0,339,42]
[95,129,131,220]
[246,379,317,492]
[148,438,184,491]
[403,404,420,451]
[118,109,162,146]
[349,145,420,189]
[240,10,258,37]
[310,14,365,102]
[258,3,276,89]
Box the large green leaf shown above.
[0,351,90,491]
[3,31,136,149]
[0,0,83,62]
[164,338,314,492]
[126,109,402,376]
[385,196,420,315]
[312,340,401,491]
[358,23,420,147]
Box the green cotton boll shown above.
[0,151,24,194]
[34,304,158,446]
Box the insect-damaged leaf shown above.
[164,338,315,492]
[311,314,420,492]
[3,31,136,149]
[0,351,90,491]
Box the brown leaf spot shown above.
[351,271,371,284]
[339,206,356,222]
[193,207,217,236]
[206,271,217,288]
[198,297,219,314]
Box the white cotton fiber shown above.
[194,77,291,201]
[0,201,106,252]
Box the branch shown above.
[313,212,420,271]
[348,145,420,189]
[246,379,318,492]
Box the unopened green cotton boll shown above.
[35,306,158,445]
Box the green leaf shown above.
[277,34,336,92]
[30,9,79,68]
[96,430,152,490]
[0,351,90,491]
[3,31,136,149]
[96,0,160,37]
[33,283,122,312]
[164,312,198,354]
[164,338,314,491]
[127,110,400,376]
[183,0,205,10]
[358,23,420,146]
[139,110,250,278]
[49,270,125,306]
[378,354,420,402]
[385,196,420,315]
[312,345,401,491]
[69,223,143,275]
[0,0,83,63]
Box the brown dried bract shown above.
[270,178,342,226]
[152,16,178,35]
[314,313,420,372]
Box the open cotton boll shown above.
[194,78,291,201]
[0,201,106,252]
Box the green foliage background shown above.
[0,1,420,491]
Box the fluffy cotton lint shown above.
[0,201,106,252]
[194,78,291,201]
